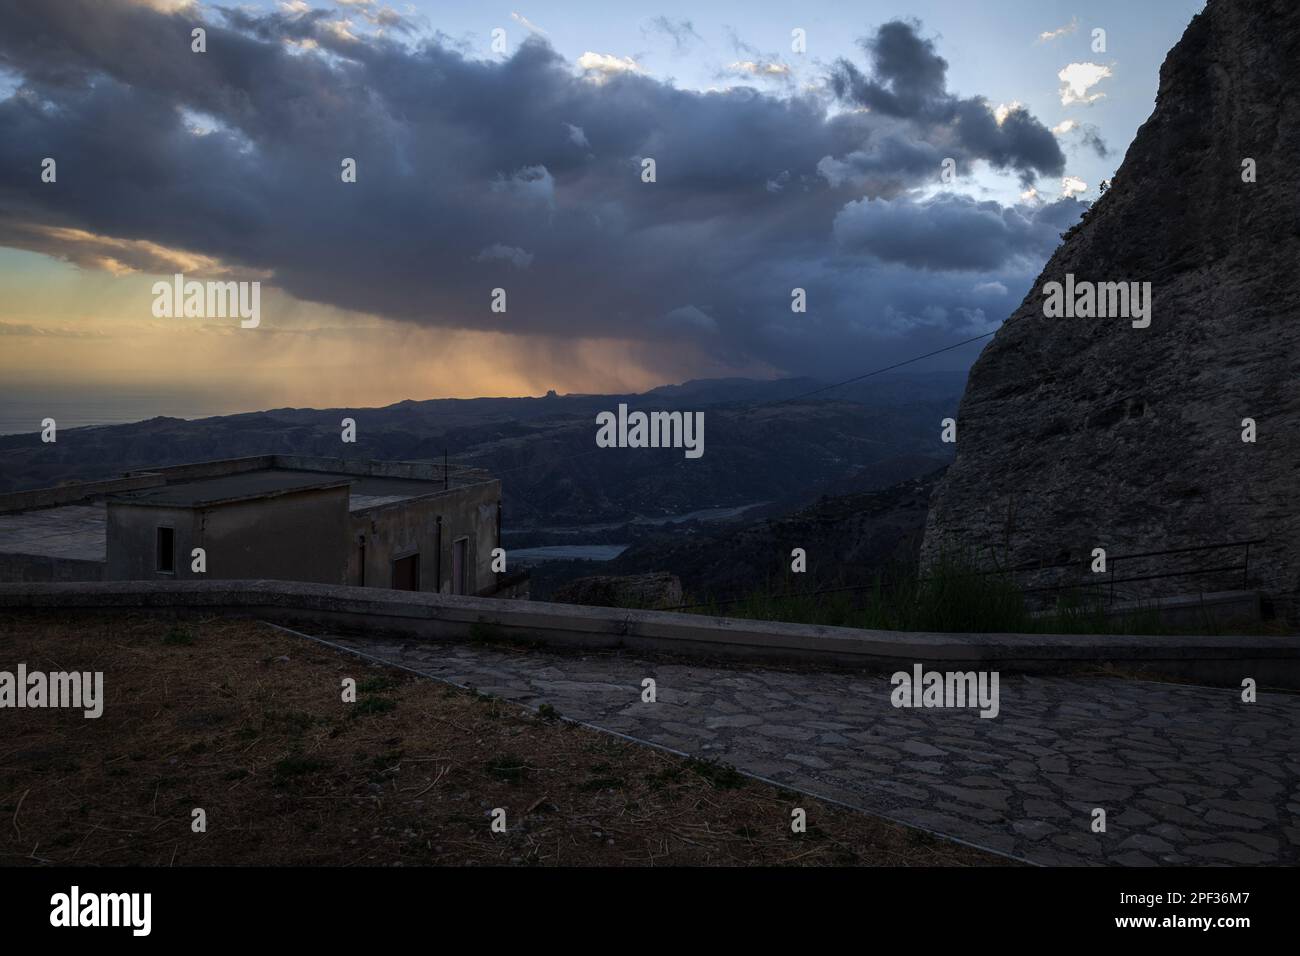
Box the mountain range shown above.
[0,371,966,533]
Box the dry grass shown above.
[0,612,1010,867]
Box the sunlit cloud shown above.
[728,60,792,78]
[1058,62,1112,105]
[0,223,262,279]
[1038,17,1079,43]
[576,51,643,79]
[1061,175,1088,198]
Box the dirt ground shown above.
[0,612,1010,866]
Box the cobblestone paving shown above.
[315,632,1300,865]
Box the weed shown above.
[162,625,195,646]
[484,753,530,783]
[350,697,397,719]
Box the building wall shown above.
[106,504,200,581]
[106,487,349,584]
[0,474,163,513]
[348,481,501,594]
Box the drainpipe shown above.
[435,516,443,593]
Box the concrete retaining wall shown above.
[0,553,104,583]
[2,580,1298,688]
[126,456,275,483]
[0,474,164,513]
[1,454,494,517]
[274,455,492,485]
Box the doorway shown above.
[391,552,420,591]
[452,538,469,595]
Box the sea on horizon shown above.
[0,390,234,437]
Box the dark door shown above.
[392,553,420,591]
[452,538,468,595]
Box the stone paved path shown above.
[306,630,1300,866]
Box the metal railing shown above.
[996,538,1265,604]
[672,537,1267,612]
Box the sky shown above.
[0,0,1205,413]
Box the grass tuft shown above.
[685,552,1202,635]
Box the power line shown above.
[459,261,1195,480]
[771,331,994,405]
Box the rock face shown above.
[922,0,1300,613]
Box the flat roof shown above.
[104,470,467,512]
[341,476,466,512]
[108,470,352,508]
[0,470,465,561]
[0,504,106,562]
[0,464,490,558]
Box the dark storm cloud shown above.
[833,193,1086,272]
[0,0,1082,379]
[829,19,1066,187]
[831,19,950,117]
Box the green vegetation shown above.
[684,757,748,791]
[273,755,332,779]
[162,625,196,646]
[684,553,1188,635]
[468,621,506,644]
[484,753,530,783]
[350,696,397,718]
[536,703,561,721]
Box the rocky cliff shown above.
[921,0,1300,612]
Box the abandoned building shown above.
[0,455,527,597]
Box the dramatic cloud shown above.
[832,193,1084,272]
[0,2,1083,381]
[0,222,264,278]
[829,20,1066,187]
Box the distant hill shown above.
[529,468,945,602]
[0,373,964,531]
